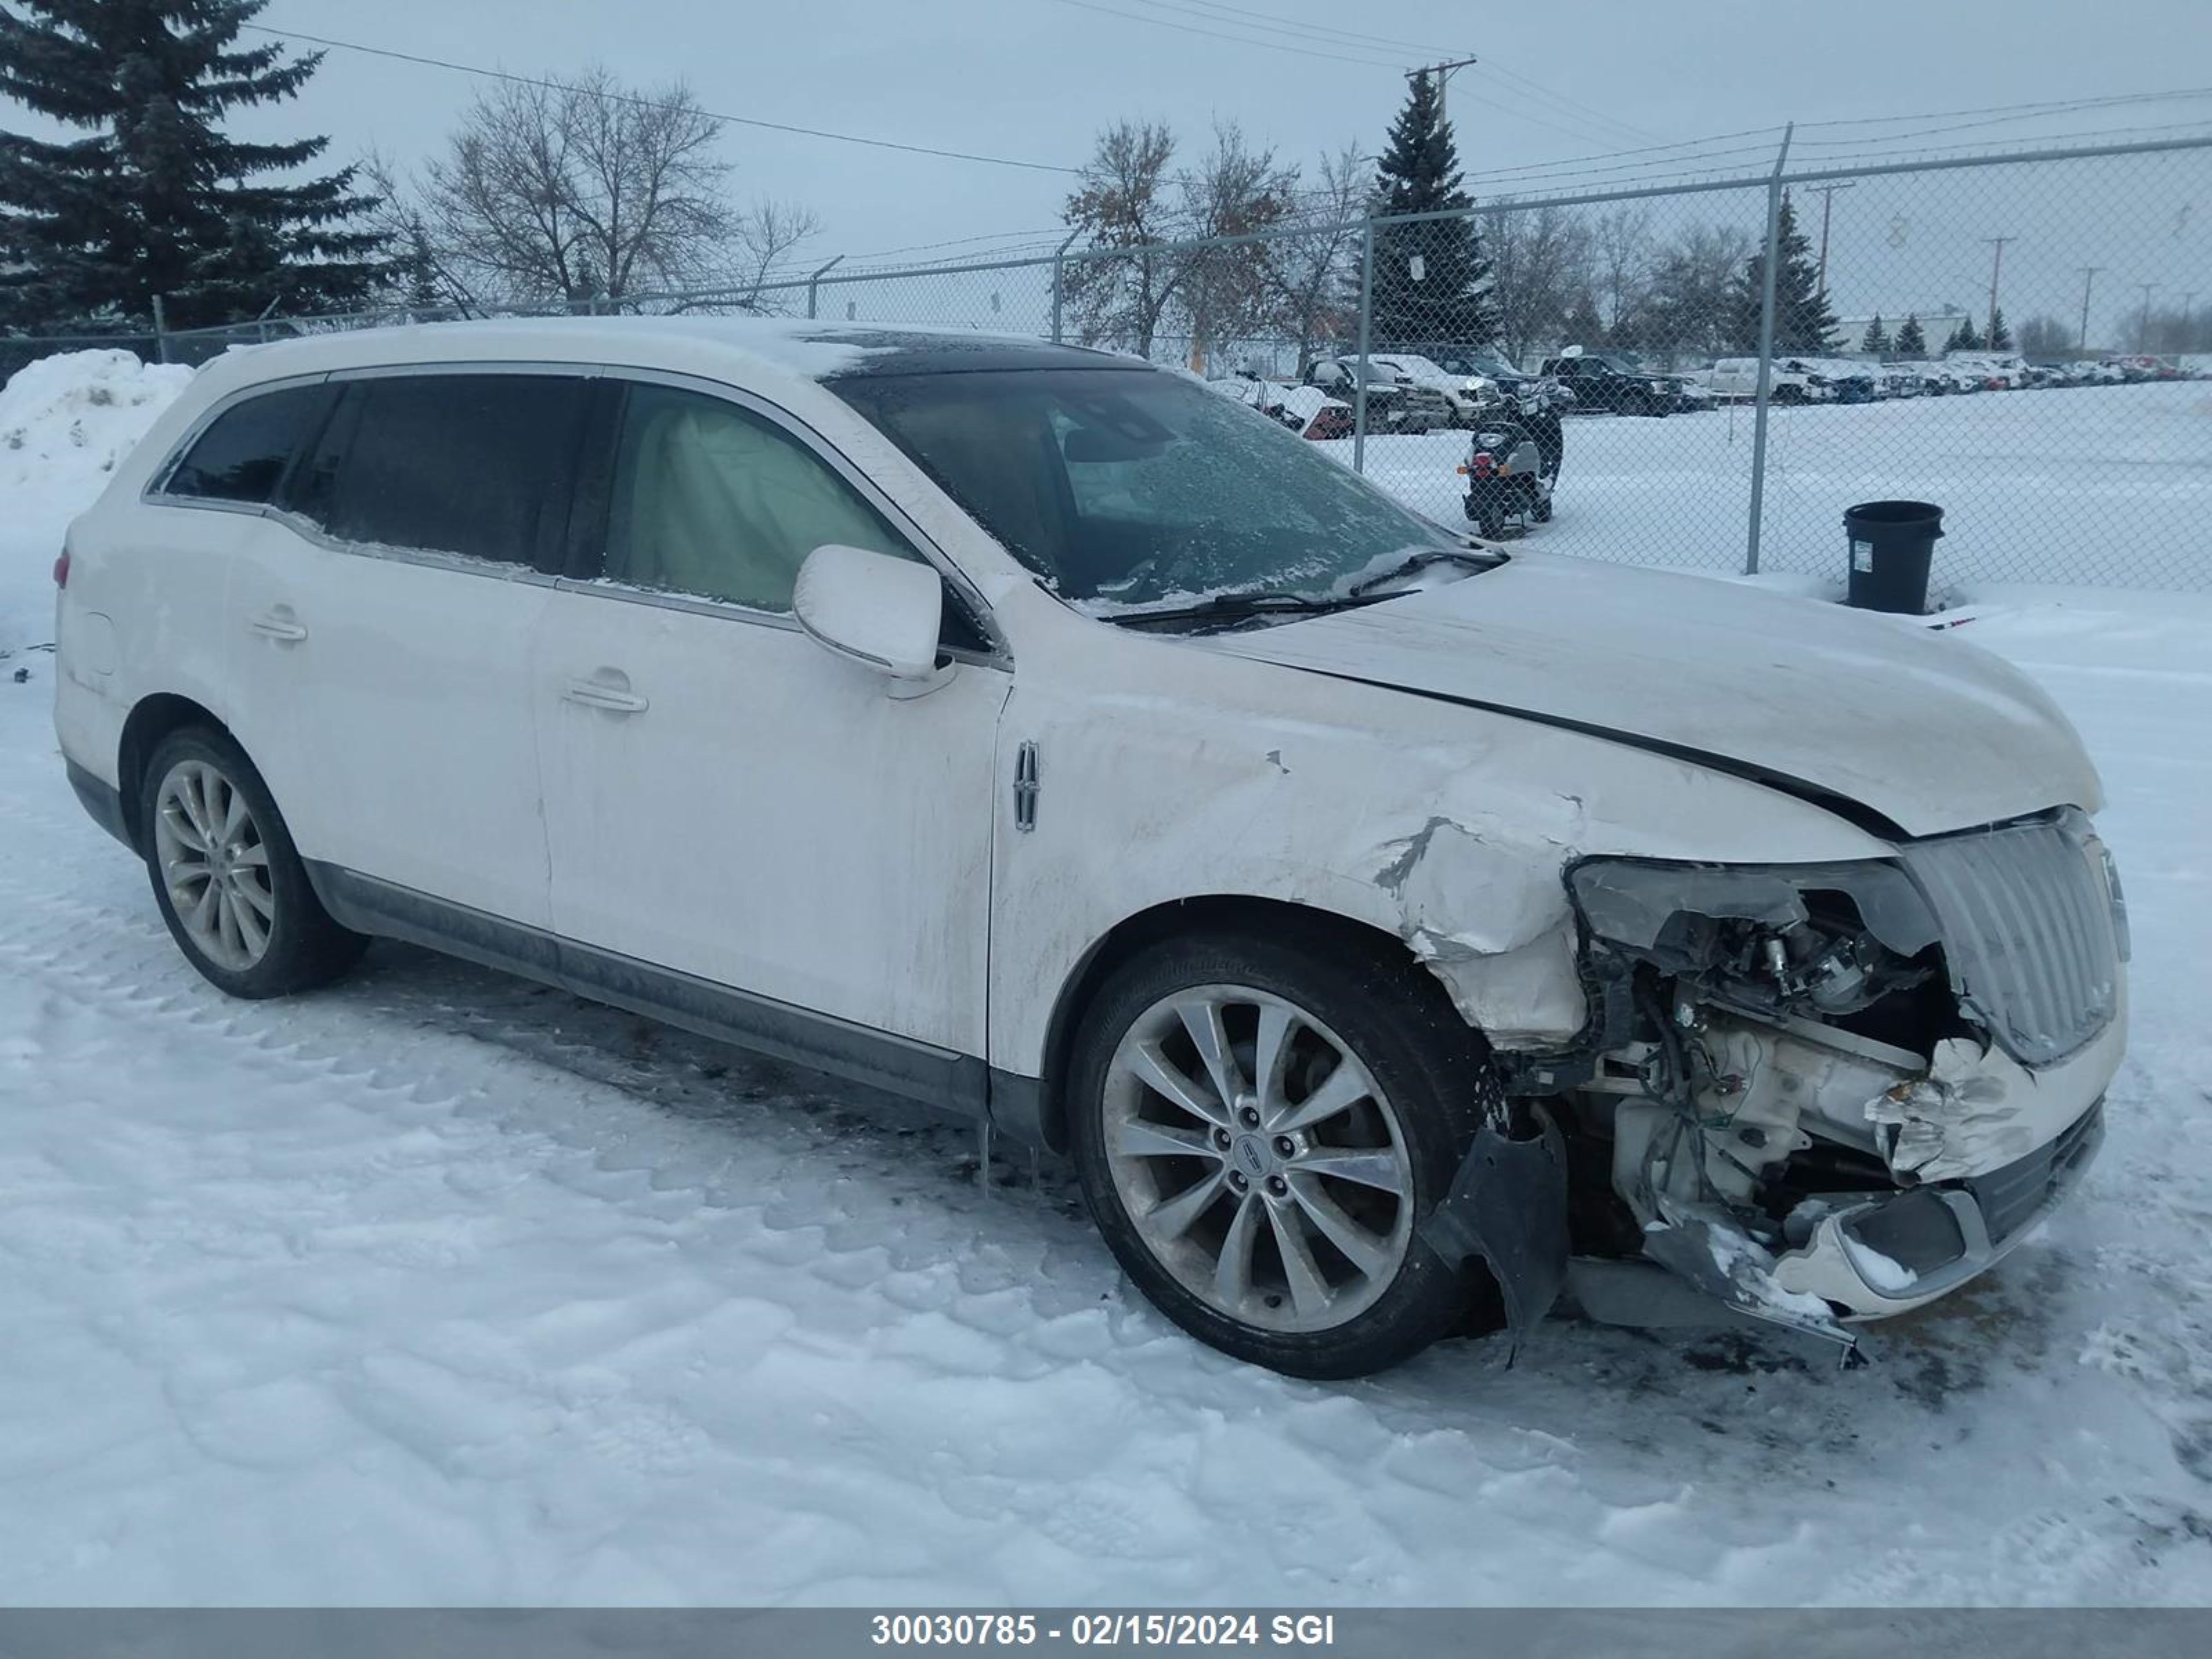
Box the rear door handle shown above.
[249,608,307,643]
[562,675,649,714]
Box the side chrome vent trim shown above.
[1013,741,1040,833]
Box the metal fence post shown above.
[151,294,171,364]
[806,254,844,321]
[1050,229,1080,344]
[1744,122,1794,577]
[1352,219,1376,476]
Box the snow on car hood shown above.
[1206,552,2102,838]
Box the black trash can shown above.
[1844,500,1943,614]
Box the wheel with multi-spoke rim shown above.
[139,727,365,999]
[1069,927,1494,1378]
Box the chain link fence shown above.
[8,133,2207,593]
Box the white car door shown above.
[226,369,590,933]
[531,376,1009,1086]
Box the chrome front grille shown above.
[1901,812,2121,1067]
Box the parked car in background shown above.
[58,316,2128,1379]
[1365,353,1488,427]
[1705,357,1833,404]
[1790,358,1878,404]
[1209,373,1354,440]
[1302,357,1450,433]
[1610,353,1713,412]
[1427,346,1546,402]
[1880,367,1925,398]
[1949,353,2025,389]
[1537,351,1681,415]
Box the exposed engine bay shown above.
[1506,811,2127,1351]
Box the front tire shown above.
[140,727,366,999]
[1068,927,1494,1378]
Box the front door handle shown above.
[249,608,307,643]
[562,675,649,715]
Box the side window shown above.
[603,383,918,616]
[283,373,590,567]
[162,384,334,504]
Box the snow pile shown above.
[0,349,192,651]
[0,348,192,507]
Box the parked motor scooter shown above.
[1459,378,1566,537]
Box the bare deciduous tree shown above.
[1061,120,1183,355]
[1481,202,1591,364]
[1636,221,1755,363]
[1174,122,1297,371]
[1267,141,1366,367]
[1591,205,1653,335]
[411,66,812,310]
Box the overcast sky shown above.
[16,0,2212,337]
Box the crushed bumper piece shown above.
[1419,1118,1569,1358]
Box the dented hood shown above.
[1208,552,2101,838]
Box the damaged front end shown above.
[1527,809,2127,1351]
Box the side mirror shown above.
[793,544,945,683]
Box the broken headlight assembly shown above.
[1567,856,1947,1050]
[1553,824,2126,1344]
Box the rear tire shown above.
[1068,925,1495,1378]
[140,727,367,1000]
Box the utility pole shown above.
[2077,266,2103,351]
[1980,236,2014,346]
[1807,181,1855,291]
[2180,290,2201,353]
[1404,56,1479,128]
[2135,282,2159,353]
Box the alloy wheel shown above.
[151,758,276,972]
[1101,985,1416,1334]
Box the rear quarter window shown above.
[161,383,335,504]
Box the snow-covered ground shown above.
[2,351,2209,1606]
[1352,381,2212,594]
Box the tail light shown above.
[53,548,69,589]
[1470,451,1496,478]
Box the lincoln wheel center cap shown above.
[1230,1134,1274,1179]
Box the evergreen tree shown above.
[1859,313,1890,355]
[0,0,388,329]
[1367,73,1496,351]
[1894,312,1927,357]
[1987,306,2012,350]
[1944,316,1983,352]
[1726,193,1837,352]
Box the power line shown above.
[1132,0,1662,145]
[1068,0,1653,151]
[1132,0,1465,58]
[1043,0,1405,68]
[1794,86,2212,136]
[237,23,1081,175]
[1799,115,2212,167]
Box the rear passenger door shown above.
[229,368,591,932]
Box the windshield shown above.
[832,366,1463,611]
